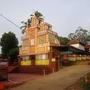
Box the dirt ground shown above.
[10,65,90,90]
[8,73,42,83]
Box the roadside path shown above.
[11,65,90,90]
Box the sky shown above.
[0,0,90,44]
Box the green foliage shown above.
[20,18,31,34]
[86,32,90,41]
[34,11,43,24]
[58,36,70,45]
[8,48,19,59]
[20,21,27,33]
[81,80,90,90]
[83,83,90,90]
[34,11,43,18]
[68,27,89,44]
[21,11,43,34]
[80,73,90,90]
[0,32,18,60]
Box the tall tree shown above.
[86,32,90,41]
[68,27,89,44]
[20,18,31,34]
[0,32,18,61]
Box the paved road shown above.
[11,65,90,90]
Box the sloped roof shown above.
[68,40,85,46]
[51,45,86,55]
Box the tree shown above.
[68,27,89,44]
[20,18,31,34]
[58,36,70,45]
[8,47,19,63]
[20,11,43,34]
[0,32,18,61]
[86,32,90,41]
[34,11,43,18]
[35,11,43,23]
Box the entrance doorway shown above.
[30,55,35,65]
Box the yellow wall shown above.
[21,60,31,66]
[30,46,35,54]
[20,15,60,57]
[35,60,49,65]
